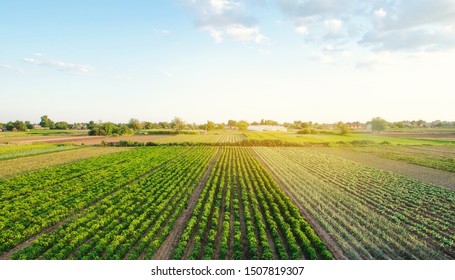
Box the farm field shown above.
[0,147,131,179]
[253,147,455,259]
[347,145,455,173]
[0,130,454,260]
[0,143,80,160]
[168,147,332,260]
[2,135,168,145]
[244,130,455,146]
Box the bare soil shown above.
[314,148,455,190]
[2,135,168,145]
[151,149,220,260]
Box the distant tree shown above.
[54,121,69,130]
[297,127,312,134]
[40,115,55,129]
[171,117,186,134]
[335,122,350,135]
[143,122,154,129]
[0,122,4,129]
[87,120,96,130]
[158,122,170,129]
[128,118,142,131]
[370,117,387,133]
[206,121,215,131]
[6,122,15,131]
[227,120,237,127]
[301,122,311,129]
[9,120,27,131]
[25,121,34,129]
[237,120,249,132]
[217,123,225,130]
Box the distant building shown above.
[346,123,366,129]
[247,125,287,132]
[33,124,42,129]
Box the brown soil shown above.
[151,149,220,260]
[251,149,348,260]
[3,135,168,145]
[314,148,455,190]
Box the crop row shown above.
[7,146,217,259]
[0,147,130,179]
[172,147,332,259]
[0,146,190,255]
[254,147,455,259]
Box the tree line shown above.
[1,115,454,135]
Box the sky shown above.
[1,0,455,124]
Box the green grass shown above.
[244,130,455,146]
[0,129,88,138]
[349,146,455,172]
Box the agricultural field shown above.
[0,147,130,179]
[0,130,454,260]
[347,145,455,173]
[0,143,80,160]
[254,147,455,259]
[169,147,331,260]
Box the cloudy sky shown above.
[1,0,454,124]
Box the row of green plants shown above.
[0,147,190,255]
[254,147,455,259]
[8,147,216,259]
[171,147,332,259]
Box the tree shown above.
[217,123,225,130]
[158,122,170,129]
[206,121,215,131]
[171,117,186,134]
[54,121,69,130]
[336,122,350,135]
[25,121,34,129]
[5,122,15,131]
[370,117,387,133]
[128,118,141,131]
[40,115,55,129]
[6,120,27,131]
[237,120,249,131]
[143,122,154,129]
[227,120,237,127]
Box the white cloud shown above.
[324,19,343,34]
[209,0,233,14]
[374,8,387,18]
[23,56,93,75]
[226,24,267,42]
[23,57,40,64]
[274,0,455,52]
[295,25,309,35]
[203,26,224,43]
[184,0,266,43]
[310,52,332,63]
[48,60,92,75]
[1,64,25,73]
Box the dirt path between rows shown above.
[152,149,221,260]
[313,148,455,190]
[251,148,348,260]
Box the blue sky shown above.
[1,0,455,124]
